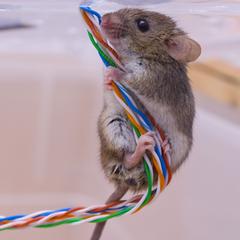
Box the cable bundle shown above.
[0,5,172,231]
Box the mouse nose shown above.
[101,13,120,28]
[101,13,112,28]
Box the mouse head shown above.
[101,8,201,63]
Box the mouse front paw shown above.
[104,67,125,90]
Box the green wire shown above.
[0,12,157,232]
[130,123,153,207]
[36,206,132,228]
[0,228,12,231]
[142,161,152,207]
[91,206,132,223]
[87,31,117,68]
[88,26,153,211]
[36,218,83,228]
[38,28,154,230]
[36,124,153,228]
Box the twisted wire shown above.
[0,5,172,231]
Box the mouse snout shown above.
[101,13,111,28]
[101,13,121,29]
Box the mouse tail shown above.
[90,221,107,240]
[90,185,128,240]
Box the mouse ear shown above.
[165,35,201,62]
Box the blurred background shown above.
[0,0,240,239]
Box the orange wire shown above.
[81,11,120,61]
[112,81,166,190]
[82,7,170,209]
[148,114,172,184]
[80,10,171,187]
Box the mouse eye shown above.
[136,19,149,32]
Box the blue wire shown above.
[80,5,102,24]
[154,145,167,178]
[116,82,167,178]
[0,215,25,222]
[0,208,72,223]
[116,82,154,131]
[0,7,168,227]
[35,208,72,218]
[80,5,167,178]
[99,53,111,67]
[88,205,126,214]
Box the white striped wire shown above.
[112,81,164,213]
[81,10,126,71]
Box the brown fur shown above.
[93,8,200,240]
[98,8,198,192]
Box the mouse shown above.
[91,8,201,240]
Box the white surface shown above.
[0,0,240,239]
